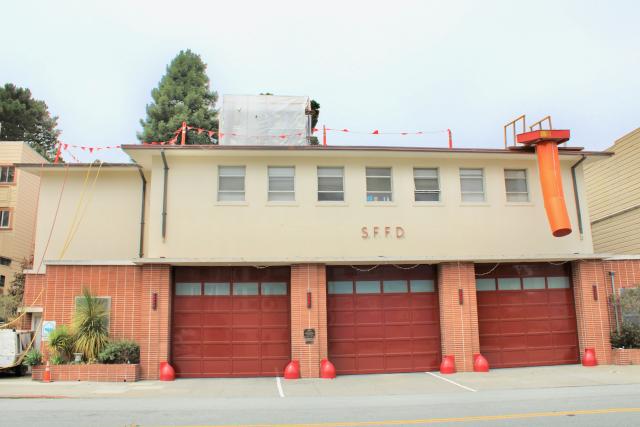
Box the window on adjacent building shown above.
[0,209,10,229]
[75,296,111,331]
[505,169,529,202]
[0,166,15,183]
[317,167,344,201]
[0,275,5,289]
[460,168,485,202]
[366,167,392,202]
[268,166,295,201]
[414,168,440,202]
[218,166,245,201]
[0,257,10,266]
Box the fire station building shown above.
[18,140,636,379]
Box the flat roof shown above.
[15,163,141,173]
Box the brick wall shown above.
[437,262,479,372]
[290,264,327,378]
[22,264,171,380]
[32,363,140,382]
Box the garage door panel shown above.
[385,355,413,370]
[524,304,550,318]
[552,332,579,346]
[233,328,260,341]
[356,310,384,324]
[202,312,232,326]
[330,340,355,355]
[477,306,502,320]
[330,295,355,309]
[357,340,385,355]
[412,338,439,352]
[527,320,552,333]
[384,309,411,323]
[498,320,526,335]
[554,347,579,362]
[202,343,232,356]
[173,327,202,343]
[550,318,576,332]
[384,338,413,353]
[526,334,553,348]
[203,297,232,310]
[548,305,576,318]
[386,324,412,338]
[262,311,289,327]
[410,294,437,307]
[412,309,439,322]
[174,360,203,376]
[332,356,356,372]
[357,355,385,371]
[232,359,261,375]
[522,291,548,303]
[233,312,261,326]
[261,343,290,358]
[261,298,289,311]
[233,343,260,357]
[549,290,574,303]
[328,310,355,325]
[202,327,233,341]
[233,297,261,311]
[201,359,232,375]
[329,325,355,340]
[413,354,441,370]
[174,312,202,326]
[416,324,441,339]
[354,295,382,309]
[384,295,411,308]
[356,325,385,339]
[497,293,525,305]
[262,327,290,341]
[174,297,203,310]
[173,343,203,358]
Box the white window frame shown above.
[267,166,295,202]
[0,209,10,229]
[413,167,440,202]
[317,167,345,202]
[504,169,529,202]
[366,167,393,202]
[0,166,15,184]
[217,166,246,202]
[460,168,485,203]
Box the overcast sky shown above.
[1,0,639,162]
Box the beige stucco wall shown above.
[0,142,45,291]
[31,168,142,273]
[144,150,594,263]
[585,128,640,254]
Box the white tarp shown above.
[219,95,310,145]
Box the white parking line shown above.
[276,376,285,398]
[426,371,477,392]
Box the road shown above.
[1,365,640,426]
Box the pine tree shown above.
[138,50,218,145]
[0,84,61,161]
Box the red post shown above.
[322,125,327,147]
[181,121,187,145]
[447,129,453,149]
[54,142,61,164]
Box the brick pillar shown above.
[437,262,480,372]
[290,264,327,378]
[138,264,172,380]
[572,260,612,364]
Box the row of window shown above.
[476,276,570,291]
[217,166,530,203]
[328,280,435,294]
[175,281,288,296]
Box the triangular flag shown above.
[89,147,94,153]
[372,130,379,134]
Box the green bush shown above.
[611,322,640,348]
[72,288,109,361]
[97,340,140,364]
[22,349,42,366]
[50,354,65,365]
[48,325,75,361]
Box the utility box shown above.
[219,95,310,146]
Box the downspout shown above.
[138,168,147,258]
[609,271,620,334]
[161,150,169,241]
[570,155,587,239]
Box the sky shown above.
[1,0,639,162]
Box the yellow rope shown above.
[58,163,94,258]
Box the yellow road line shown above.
[163,407,640,427]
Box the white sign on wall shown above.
[41,320,56,342]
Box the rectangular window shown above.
[547,276,570,289]
[233,282,259,296]
[410,280,435,293]
[204,282,230,296]
[218,166,245,201]
[176,283,201,295]
[0,166,15,183]
[268,167,295,201]
[0,257,10,266]
[317,167,344,201]
[355,280,381,294]
[75,296,111,331]
[366,167,392,202]
[505,169,529,202]
[497,278,521,290]
[414,168,440,202]
[0,210,10,228]
[0,275,4,288]
[523,277,545,290]
[476,278,496,291]
[328,281,352,294]
[460,168,485,202]
[383,280,408,293]
[261,282,287,295]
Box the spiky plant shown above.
[48,325,74,361]
[72,288,109,361]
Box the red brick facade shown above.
[290,264,328,378]
[21,259,640,380]
[32,363,140,382]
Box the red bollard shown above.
[440,355,456,374]
[320,359,336,379]
[473,353,489,372]
[284,360,300,379]
[582,348,598,367]
[159,361,176,381]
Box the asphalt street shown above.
[1,365,639,426]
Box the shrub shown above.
[50,354,65,365]
[48,325,74,361]
[611,322,640,348]
[98,340,140,364]
[22,349,42,366]
[72,288,109,361]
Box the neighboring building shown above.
[17,139,632,380]
[0,141,45,294]
[584,128,640,254]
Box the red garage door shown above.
[476,263,579,369]
[327,265,441,374]
[172,267,290,378]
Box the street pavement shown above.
[0,365,639,426]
